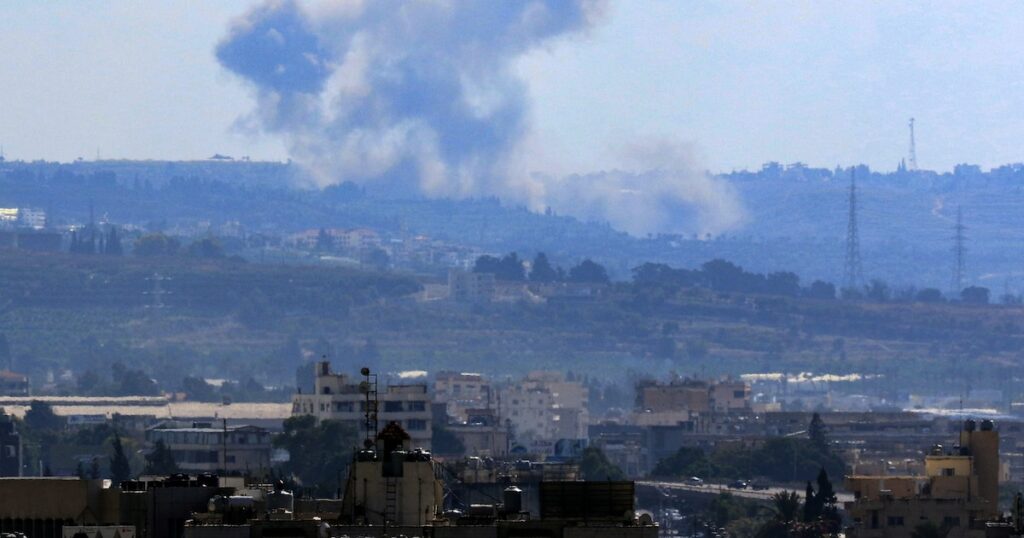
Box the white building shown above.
[500,371,588,445]
[292,362,432,450]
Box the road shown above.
[638,480,855,504]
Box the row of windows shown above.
[150,431,269,446]
[313,400,428,413]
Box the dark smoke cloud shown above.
[217,0,744,236]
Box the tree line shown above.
[473,252,610,284]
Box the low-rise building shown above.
[845,419,1000,538]
[145,422,272,475]
[291,362,432,450]
[0,370,30,397]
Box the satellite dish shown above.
[360,367,371,376]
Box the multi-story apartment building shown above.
[500,371,588,444]
[292,362,432,450]
[145,422,272,474]
[434,371,492,423]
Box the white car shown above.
[686,476,704,486]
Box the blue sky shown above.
[2,1,1023,174]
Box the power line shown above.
[843,169,864,292]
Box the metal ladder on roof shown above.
[385,477,398,523]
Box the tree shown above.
[134,233,179,256]
[568,259,610,284]
[25,400,63,433]
[275,415,358,497]
[808,412,828,453]
[805,280,836,300]
[182,376,218,401]
[144,439,180,475]
[915,288,945,303]
[578,447,625,480]
[529,253,559,282]
[473,253,526,281]
[187,237,225,259]
[110,434,133,484]
[431,423,466,456]
[961,286,990,304]
[104,227,123,256]
[770,491,802,523]
[651,446,713,478]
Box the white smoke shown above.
[217,0,745,237]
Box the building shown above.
[448,269,496,303]
[0,410,22,476]
[500,372,588,445]
[434,371,493,423]
[0,371,29,397]
[845,419,1000,538]
[145,423,272,475]
[291,363,432,450]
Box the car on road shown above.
[686,476,704,485]
[728,480,748,489]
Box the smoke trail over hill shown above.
[217,0,744,236]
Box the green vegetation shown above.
[274,415,359,497]
[577,447,626,481]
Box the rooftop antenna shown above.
[951,206,966,296]
[843,169,864,292]
[359,367,379,449]
[907,118,918,171]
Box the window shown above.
[333,401,354,412]
[733,390,745,398]
[942,468,955,476]
[322,387,332,394]
[887,516,904,527]
[406,419,427,431]
[384,401,404,412]
[408,401,426,412]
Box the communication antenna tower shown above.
[907,118,918,171]
[843,169,864,292]
[359,367,379,448]
[951,206,966,296]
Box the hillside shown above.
[1,252,1021,402]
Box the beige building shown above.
[341,422,443,526]
[145,423,272,474]
[291,362,432,450]
[500,372,588,444]
[845,419,1000,538]
[434,371,492,423]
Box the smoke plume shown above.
[217,0,744,236]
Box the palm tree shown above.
[771,491,802,523]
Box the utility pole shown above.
[843,170,864,293]
[908,118,918,171]
[951,205,966,296]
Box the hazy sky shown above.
[2,1,1023,174]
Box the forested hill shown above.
[5,159,1024,288]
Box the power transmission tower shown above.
[843,169,864,292]
[907,118,918,170]
[951,205,966,296]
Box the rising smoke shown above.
[217,0,744,237]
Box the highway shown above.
[638,480,855,504]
